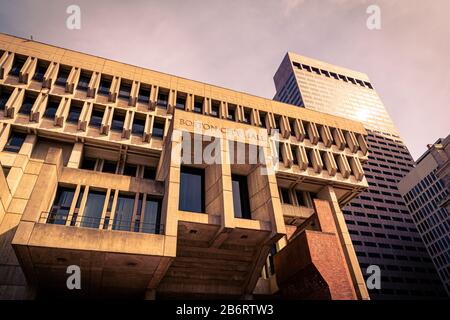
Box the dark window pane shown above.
[179,166,204,213]
[81,190,106,228]
[132,116,145,135]
[143,166,156,180]
[157,92,168,108]
[152,120,165,138]
[113,193,135,231]
[33,63,47,82]
[193,100,203,113]
[176,96,186,110]
[138,86,150,103]
[123,164,137,177]
[4,132,26,153]
[67,104,82,123]
[227,107,235,121]
[77,72,90,91]
[89,108,104,128]
[0,90,12,110]
[118,81,131,99]
[232,174,251,219]
[47,187,75,225]
[143,198,161,234]
[102,160,117,174]
[98,77,111,95]
[296,191,306,206]
[210,104,219,117]
[111,112,125,131]
[280,188,291,204]
[80,158,96,170]
[19,95,36,115]
[9,56,26,76]
[55,67,71,86]
[43,99,60,118]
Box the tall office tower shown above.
[0,34,372,299]
[273,52,446,299]
[398,134,450,296]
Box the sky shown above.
[0,0,448,160]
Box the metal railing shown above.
[39,211,164,235]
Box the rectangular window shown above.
[123,163,137,177]
[33,60,48,82]
[132,113,146,136]
[138,85,150,104]
[118,80,131,100]
[55,65,71,87]
[280,188,291,204]
[0,87,13,110]
[193,97,203,114]
[231,174,251,219]
[142,197,162,234]
[98,75,111,95]
[19,94,37,115]
[227,104,236,121]
[176,94,186,110]
[89,106,104,128]
[143,166,156,180]
[76,70,91,91]
[259,112,266,128]
[157,90,168,108]
[152,119,165,138]
[102,160,117,174]
[179,166,204,213]
[113,193,135,231]
[210,100,220,117]
[47,186,75,225]
[243,109,251,124]
[9,55,26,77]
[4,131,26,153]
[295,190,306,206]
[111,109,125,132]
[80,157,96,170]
[81,190,106,228]
[66,100,83,123]
[291,146,298,165]
[43,97,61,119]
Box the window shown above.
[98,75,111,95]
[227,104,236,121]
[9,55,26,76]
[211,100,220,117]
[89,106,104,128]
[243,109,251,124]
[179,166,204,213]
[4,131,26,153]
[77,70,91,91]
[259,112,266,128]
[123,163,137,177]
[143,166,156,180]
[19,94,37,115]
[111,109,125,132]
[138,85,150,103]
[152,119,165,138]
[0,87,12,110]
[193,97,203,114]
[157,90,168,108]
[296,190,306,206]
[33,60,48,82]
[132,113,146,136]
[280,188,291,204]
[55,65,71,86]
[67,100,83,123]
[102,160,117,174]
[291,146,298,165]
[118,80,131,100]
[80,157,96,170]
[113,193,135,231]
[47,186,75,225]
[176,94,186,110]
[231,174,251,219]
[142,197,162,234]
[81,190,106,228]
[43,97,60,119]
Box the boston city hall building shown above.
[0,33,371,300]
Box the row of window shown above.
[47,186,162,234]
[292,61,374,89]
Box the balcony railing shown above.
[39,211,164,235]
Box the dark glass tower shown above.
[273,52,446,299]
